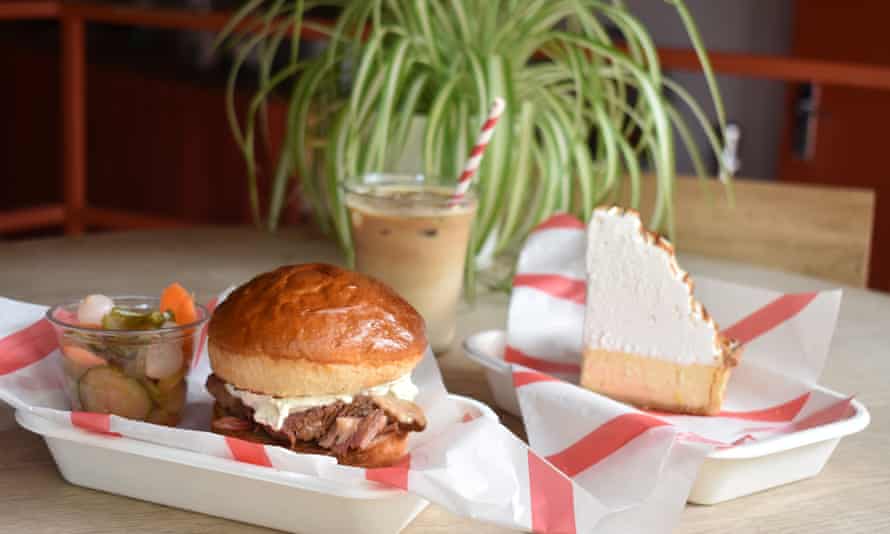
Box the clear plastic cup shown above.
[46,296,210,426]
[342,173,477,354]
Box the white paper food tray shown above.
[17,394,497,534]
[463,329,870,505]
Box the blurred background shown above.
[2,0,887,290]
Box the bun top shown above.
[209,263,427,368]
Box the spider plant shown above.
[219,0,728,286]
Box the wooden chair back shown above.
[628,176,875,287]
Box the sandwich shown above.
[581,207,742,415]
[205,263,427,467]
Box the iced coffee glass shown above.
[342,173,477,354]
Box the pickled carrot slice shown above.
[62,345,107,368]
[160,283,199,365]
[160,283,198,325]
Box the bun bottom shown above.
[211,403,409,468]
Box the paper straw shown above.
[451,97,506,202]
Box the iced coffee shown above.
[343,174,477,354]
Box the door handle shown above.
[792,82,821,161]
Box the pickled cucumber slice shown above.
[141,378,163,405]
[142,378,186,414]
[101,308,173,330]
[79,367,152,420]
[157,367,187,392]
[122,351,147,379]
[162,380,187,414]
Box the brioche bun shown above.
[208,263,426,397]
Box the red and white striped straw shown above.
[451,97,506,202]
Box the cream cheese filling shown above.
[224,374,419,431]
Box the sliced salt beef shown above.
[205,373,426,454]
[371,395,427,431]
[211,416,253,433]
[206,373,253,420]
[266,401,345,445]
[318,416,361,449]
[341,409,388,454]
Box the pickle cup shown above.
[46,296,209,426]
[342,173,477,354]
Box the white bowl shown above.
[463,329,870,505]
[17,394,497,534]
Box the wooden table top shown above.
[0,227,887,533]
